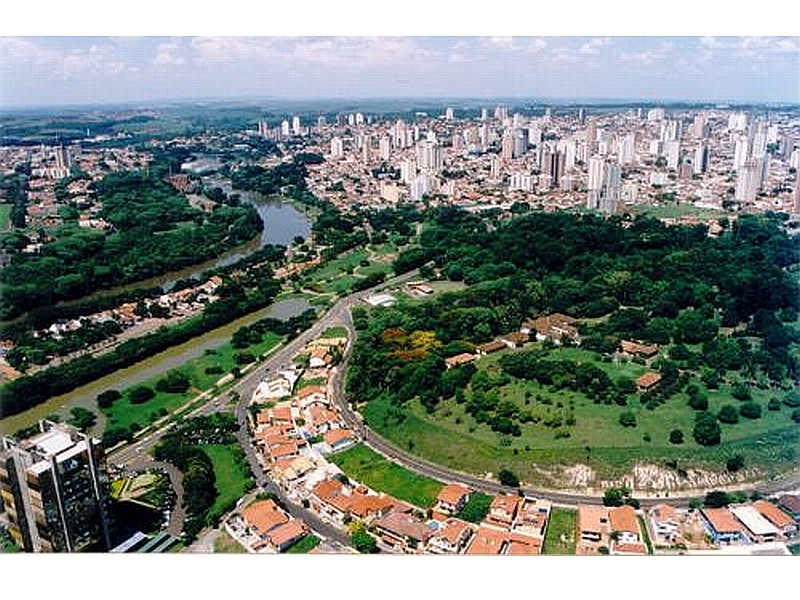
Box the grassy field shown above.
[542,508,577,555]
[330,444,444,509]
[455,492,493,524]
[103,385,194,432]
[360,340,800,482]
[202,444,253,524]
[321,326,348,339]
[285,534,321,554]
[101,331,282,433]
[625,203,725,220]
[0,204,11,231]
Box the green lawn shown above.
[103,385,194,432]
[101,331,282,434]
[329,444,444,509]
[0,204,11,231]
[455,492,493,524]
[321,326,348,339]
[789,543,800,556]
[284,534,321,554]
[638,515,653,554]
[542,508,577,555]
[201,444,254,524]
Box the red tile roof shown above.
[753,500,795,529]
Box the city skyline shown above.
[1,36,799,109]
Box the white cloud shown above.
[580,37,611,55]
[526,37,548,53]
[153,41,186,66]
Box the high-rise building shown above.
[733,137,749,170]
[578,108,586,124]
[416,140,443,173]
[280,120,290,138]
[618,133,636,166]
[543,150,565,189]
[501,132,515,161]
[355,113,364,126]
[647,108,666,122]
[0,422,114,552]
[728,112,747,131]
[316,116,326,131]
[292,116,301,136]
[509,172,533,192]
[400,159,417,185]
[330,136,344,159]
[586,157,621,214]
[410,173,434,201]
[794,170,800,216]
[665,140,681,170]
[379,137,391,161]
[445,107,454,121]
[481,108,488,121]
[735,158,760,204]
[490,156,502,180]
[694,142,710,175]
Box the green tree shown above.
[726,455,745,473]
[717,404,740,424]
[693,411,721,446]
[498,469,520,488]
[129,385,155,405]
[96,389,122,409]
[618,411,637,428]
[739,401,762,420]
[669,429,684,444]
[704,490,731,508]
[350,523,379,554]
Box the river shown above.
[0,182,313,437]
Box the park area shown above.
[360,341,800,485]
[330,444,444,509]
[542,508,577,555]
[201,444,254,524]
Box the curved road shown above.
[126,460,185,537]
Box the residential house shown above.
[636,372,663,392]
[444,353,477,370]
[729,505,780,543]
[241,499,308,552]
[521,313,580,345]
[465,525,508,555]
[309,478,349,523]
[309,347,332,369]
[486,495,521,528]
[321,428,358,454]
[297,385,328,409]
[778,495,800,521]
[609,505,648,554]
[513,498,551,538]
[753,500,797,538]
[476,340,507,356]
[649,504,681,543]
[500,332,529,349]
[266,520,309,552]
[373,511,436,552]
[700,508,749,545]
[619,340,659,360]
[578,506,610,543]
[427,518,475,554]
[305,405,341,435]
[434,483,472,517]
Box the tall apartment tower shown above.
[794,169,800,216]
[0,422,114,552]
[586,157,621,214]
[735,158,760,204]
[694,142,710,175]
[543,150,565,189]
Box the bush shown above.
[768,398,781,411]
[156,371,191,394]
[693,411,721,446]
[498,469,520,488]
[619,411,637,428]
[739,401,762,420]
[717,404,740,424]
[96,389,122,409]
[731,382,751,401]
[791,409,800,424]
[669,429,684,445]
[129,385,155,404]
[726,455,745,472]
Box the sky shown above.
[1,34,799,109]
